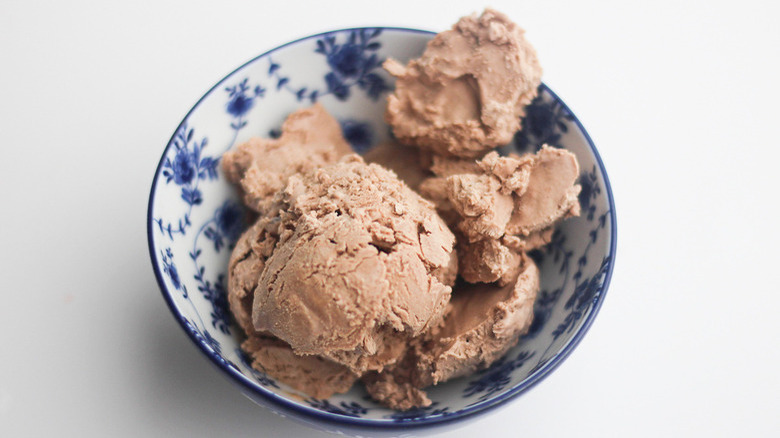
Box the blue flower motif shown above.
[161,248,184,294]
[225,78,265,119]
[463,351,535,404]
[305,398,369,417]
[161,124,214,210]
[201,272,231,335]
[187,202,246,337]
[203,330,222,355]
[180,186,202,206]
[514,90,574,152]
[156,124,220,239]
[552,255,611,339]
[215,201,245,245]
[226,94,253,118]
[325,72,350,100]
[264,29,389,104]
[578,165,601,221]
[529,287,560,337]
[203,201,245,253]
[340,120,374,152]
[327,43,366,78]
[566,256,610,311]
[536,229,573,275]
[526,100,557,138]
[314,29,390,101]
[171,147,197,185]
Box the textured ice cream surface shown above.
[505,145,582,236]
[385,8,542,158]
[423,146,580,284]
[221,103,352,214]
[458,237,523,285]
[363,254,540,409]
[417,155,480,227]
[251,155,458,374]
[417,254,539,386]
[228,219,277,335]
[228,221,358,399]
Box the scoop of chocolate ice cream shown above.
[385,8,542,158]
[221,103,352,214]
[251,155,458,374]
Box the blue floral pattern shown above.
[464,351,535,404]
[183,317,222,355]
[579,165,602,221]
[204,201,245,252]
[527,230,572,337]
[224,78,266,154]
[188,201,246,335]
[161,248,185,297]
[552,211,611,340]
[149,29,615,425]
[267,29,390,103]
[155,124,219,237]
[387,402,450,421]
[304,399,369,417]
[513,91,575,153]
[339,119,374,152]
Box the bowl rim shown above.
[147,26,617,430]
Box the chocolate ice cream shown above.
[223,8,583,411]
[250,155,457,374]
[422,146,580,284]
[228,219,359,399]
[385,8,542,158]
[363,141,428,191]
[241,335,358,399]
[363,254,540,409]
[222,103,352,214]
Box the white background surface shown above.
[1,0,779,436]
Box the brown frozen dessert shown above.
[384,8,542,158]
[505,146,581,236]
[229,220,359,399]
[417,155,480,227]
[363,141,428,191]
[363,254,540,410]
[423,146,580,284]
[223,7,583,411]
[240,331,358,399]
[228,152,458,393]
[228,219,276,336]
[251,155,457,374]
[221,103,352,214]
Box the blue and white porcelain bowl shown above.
[147,28,616,435]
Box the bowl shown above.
[147,27,616,435]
